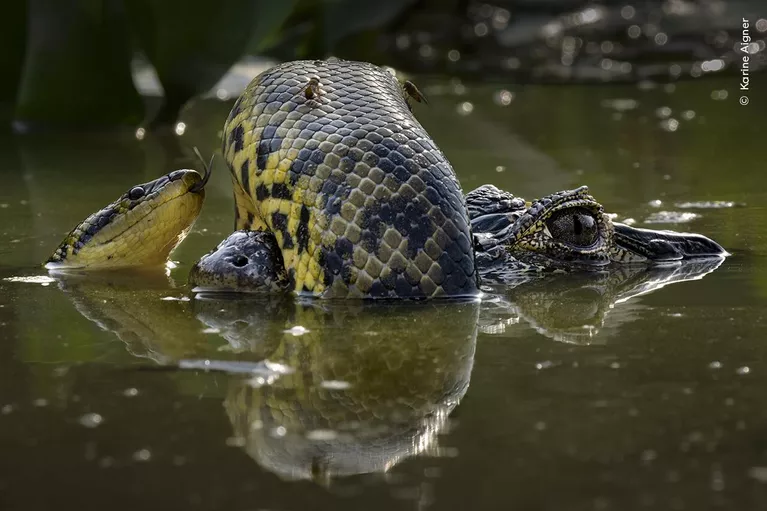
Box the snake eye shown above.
[128,186,145,200]
[546,208,599,247]
[231,255,249,267]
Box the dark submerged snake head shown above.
[189,231,290,293]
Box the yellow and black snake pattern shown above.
[222,59,479,299]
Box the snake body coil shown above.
[222,59,479,299]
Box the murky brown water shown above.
[1,75,766,510]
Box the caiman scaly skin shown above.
[466,184,727,273]
[221,59,479,299]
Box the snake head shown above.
[45,169,206,269]
[189,230,290,294]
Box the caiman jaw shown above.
[610,223,728,263]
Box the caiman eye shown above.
[546,208,599,247]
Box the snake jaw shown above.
[46,170,205,269]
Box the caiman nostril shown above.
[128,186,145,200]
[231,255,249,267]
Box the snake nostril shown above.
[168,170,185,181]
[231,255,249,268]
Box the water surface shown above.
[1,76,766,510]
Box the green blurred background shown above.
[2,0,765,130]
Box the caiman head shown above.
[468,184,727,272]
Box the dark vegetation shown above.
[1,0,764,130]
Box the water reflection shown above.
[50,269,207,362]
[480,258,724,344]
[49,271,478,480]
[202,299,479,482]
[44,256,724,482]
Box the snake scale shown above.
[221,59,479,299]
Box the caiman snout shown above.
[613,223,728,262]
